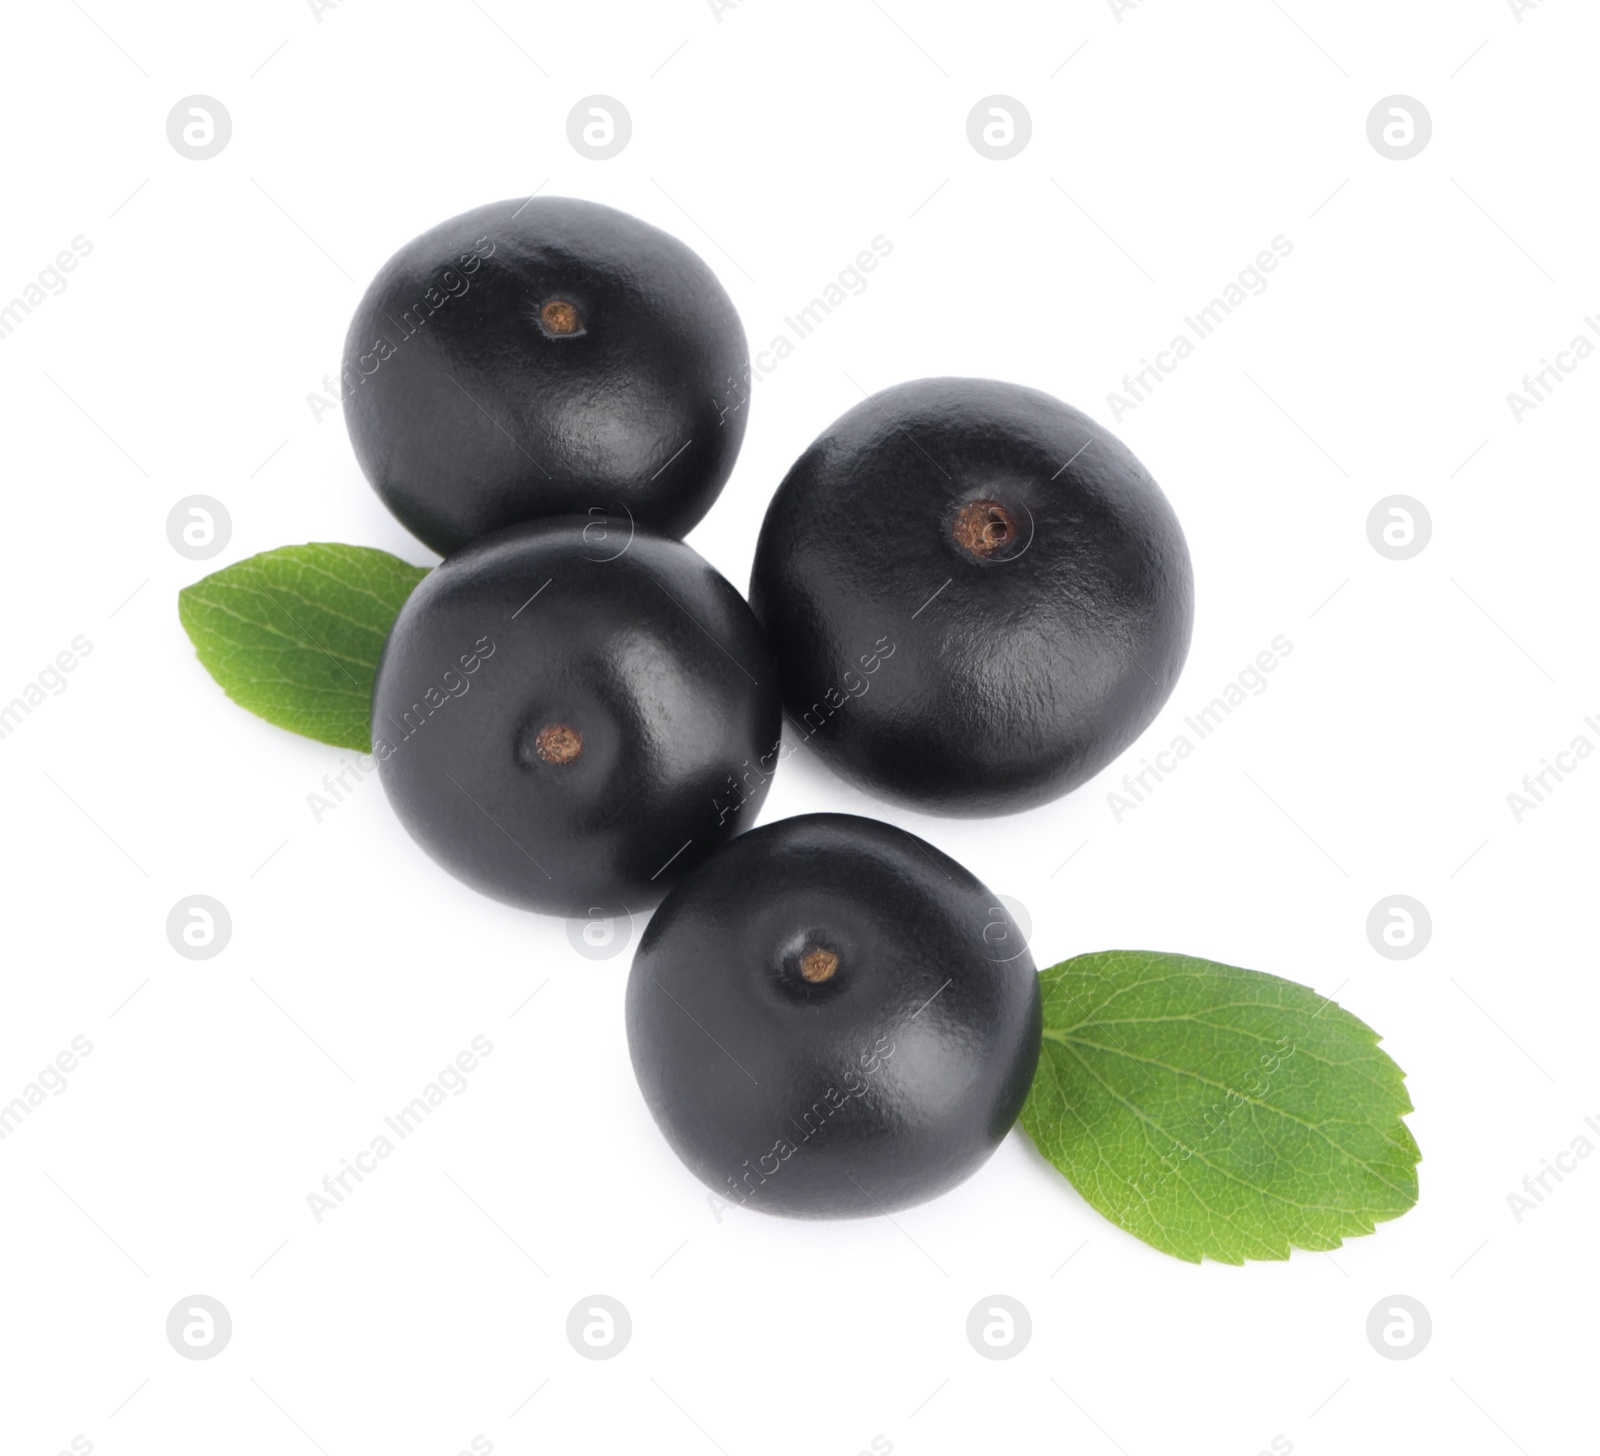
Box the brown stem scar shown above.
[539,299,583,336]
[799,947,839,983]
[953,499,1017,558]
[535,723,584,764]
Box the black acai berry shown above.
[625,813,1042,1218]
[749,378,1194,815]
[344,197,750,555]
[371,517,780,916]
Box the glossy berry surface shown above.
[371,517,779,916]
[749,377,1194,815]
[344,197,749,555]
[626,813,1041,1218]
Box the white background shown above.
[1,1,1595,1453]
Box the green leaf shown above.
[178,544,428,751]
[1020,950,1419,1264]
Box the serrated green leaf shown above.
[1020,950,1420,1264]
[178,543,428,751]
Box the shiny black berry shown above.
[344,197,749,555]
[748,377,1194,815]
[626,813,1041,1218]
[372,517,779,916]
